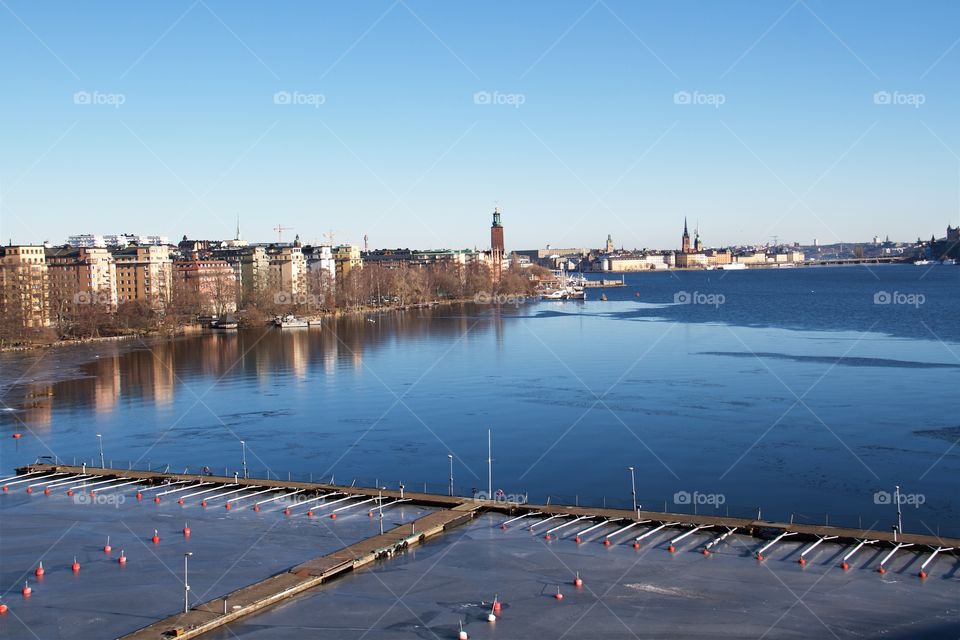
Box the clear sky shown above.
[1,0,958,250]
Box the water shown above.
[1,265,958,534]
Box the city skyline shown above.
[2,1,960,249]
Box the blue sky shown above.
[1,0,958,250]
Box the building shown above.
[69,233,168,247]
[304,245,335,277]
[605,234,615,253]
[361,248,479,269]
[598,252,672,271]
[490,207,504,281]
[334,244,362,281]
[267,238,307,296]
[45,246,118,309]
[681,218,691,253]
[173,255,237,315]
[112,245,173,308]
[67,234,107,248]
[212,245,270,302]
[948,225,959,243]
[0,245,49,328]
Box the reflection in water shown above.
[7,304,499,420]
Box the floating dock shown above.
[11,463,957,639]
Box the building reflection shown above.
[3,302,509,430]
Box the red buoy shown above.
[12,433,21,439]
[330,513,337,520]
[878,566,886,574]
[757,554,764,561]
[0,603,8,614]
[182,524,191,537]
[26,487,32,494]
[283,508,290,516]
[632,542,640,550]
[254,504,260,512]
[151,530,160,544]
[43,487,50,495]
[224,502,231,510]
[154,495,160,504]
[544,534,551,540]
[200,500,207,508]
[118,551,127,565]
[34,562,44,577]
[574,536,581,544]
[573,573,583,588]
[368,511,373,518]
[702,548,710,556]
[103,537,112,553]
[89,490,95,497]
[919,570,927,579]
[492,597,501,614]
[71,557,80,572]
[178,498,184,506]
[306,510,314,518]
[554,587,564,601]
[21,583,31,597]
[603,539,611,547]
[798,557,806,566]
[2,485,8,492]
[841,562,849,571]
[668,544,676,554]
[66,489,73,497]
[135,491,142,501]
[500,523,506,530]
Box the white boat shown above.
[914,259,933,265]
[275,315,308,328]
[940,258,956,265]
[718,263,747,271]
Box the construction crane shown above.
[273,225,293,243]
[323,229,336,246]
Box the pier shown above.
[9,463,959,639]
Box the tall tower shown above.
[491,207,504,282]
[694,222,702,252]
[682,218,691,253]
[605,234,614,253]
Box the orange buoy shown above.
[603,539,611,547]
[632,542,640,550]
[151,530,160,544]
[200,500,207,508]
[118,550,127,565]
[841,562,849,571]
[182,524,191,537]
[702,548,710,556]
[89,490,96,497]
[283,508,290,516]
[103,537,112,553]
[136,491,142,501]
[757,553,764,561]
[154,495,160,504]
[21,583,31,597]
[492,597,501,614]
[2,485,8,492]
[307,510,314,518]
[574,536,581,544]
[798,557,806,566]
[573,572,583,588]
[34,562,44,577]
[554,587,564,601]
[43,487,50,495]
[368,511,373,518]
[66,489,73,497]
[12,433,21,439]
[668,544,676,554]
[178,498,185,506]
[224,502,231,510]
[330,513,337,520]
[71,557,80,572]
[0,602,8,614]
[254,504,260,512]
[26,487,32,494]
[919,570,927,579]
[878,566,886,574]
[544,534,551,540]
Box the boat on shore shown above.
[274,315,308,328]
[914,259,933,265]
[718,263,747,271]
[210,314,238,330]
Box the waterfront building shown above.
[267,237,307,296]
[173,255,237,315]
[361,248,479,269]
[212,245,270,301]
[66,234,107,248]
[45,246,118,309]
[491,207,504,281]
[111,245,173,308]
[0,245,50,327]
[334,244,362,281]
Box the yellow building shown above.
[0,245,50,327]
[267,242,308,296]
[334,244,362,281]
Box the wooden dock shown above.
[14,464,958,639]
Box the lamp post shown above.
[240,440,247,479]
[894,485,903,540]
[628,466,637,516]
[447,454,454,496]
[183,552,193,613]
[378,487,384,535]
[96,434,105,468]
